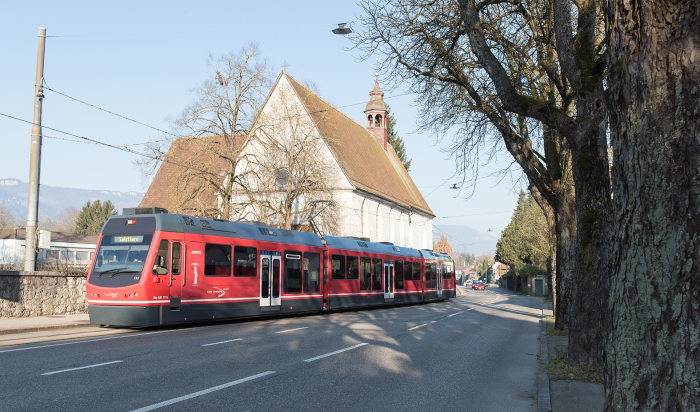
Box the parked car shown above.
[472,282,486,290]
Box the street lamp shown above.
[332,23,352,35]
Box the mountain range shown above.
[0,179,499,255]
[433,224,498,256]
[0,178,144,221]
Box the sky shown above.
[0,0,526,251]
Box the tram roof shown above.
[105,213,423,258]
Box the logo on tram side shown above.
[105,293,118,298]
[207,287,228,298]
[191,263,199,286]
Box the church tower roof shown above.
[364,76,387,112]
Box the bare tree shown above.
[0,203,19,230]
[38,206,79,232]
[236,84,340,234]
[353,0,608,365]
[139,43,273,220]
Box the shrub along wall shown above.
[0,271,87,317]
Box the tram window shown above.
[372,258,383,291]
[331,255,345,280]
[360,257,371,290]
[347,256,359,280]
[204,243,231,277]
[233,246,257,277]
[424,262,432,287]
[152,240,169,275]
[284,251,302,293]
[404,261,412,281]
[430,263,437,288]
[171,243,181,275]
[413,262,420,282]
[304,253,320,293]
[261,258,269,298]
[395,261,404,290]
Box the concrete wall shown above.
[0,271,87,317]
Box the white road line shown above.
[430,321,437,323]
[408,324,428,331]
[201,339,241,347]
[304,343,368,362]
[447,311,464,318]
[275,327,309,334]
[41,360,122,376]
[0,329,179,354]
[129,371,276,412]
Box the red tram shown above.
[86,208,455,327]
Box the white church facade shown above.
[232,72,434,249]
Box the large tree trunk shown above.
[605,0,700,409]
[553,180,577,331]
[567,80,613,365]
[530,183,557,302]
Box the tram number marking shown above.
[153,296,168,300]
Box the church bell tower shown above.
[364,74,388,150]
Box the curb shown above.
[0,322,99,336]
[538,307,552,411]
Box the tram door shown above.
[384,261,394,301]
[169,239,184,307]
[260,251,281,311]
[436,263,443,298]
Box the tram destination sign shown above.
[111,235,144,244]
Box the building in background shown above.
[140,72,435,249]
[0,228,97,269]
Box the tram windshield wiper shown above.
[110,271,141,278]
[96,267,130,278]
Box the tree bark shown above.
[567,79,613,365]
[605,0,700,409]
[553,179,577,331]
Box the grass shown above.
[547,348,604,382]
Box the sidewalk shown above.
[541,301,605,412]
[0,313,95,335]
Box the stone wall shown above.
[0,271,87,317]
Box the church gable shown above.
[284,74,433,218]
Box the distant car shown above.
[472,282,485,290]
[465,280,473,286]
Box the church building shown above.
[140,71,434,249]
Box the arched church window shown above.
[375,114,382,127]
[367,115,373,127]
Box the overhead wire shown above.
[42,81,179,140]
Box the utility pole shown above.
[24,27,46,272]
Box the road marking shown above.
[201,338,241,347]
[304,343,368,362]
[275,327,308,334]
[430,321,437,323]
[41,360,122,376]
[129,371,276,412]
[446,311,464,318]
[0,329,180,354]
[408,324,427,331]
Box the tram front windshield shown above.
[92,234,154,274]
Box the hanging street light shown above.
[332,23,352,35]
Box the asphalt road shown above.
[0,287,544,412]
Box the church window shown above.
[375,114,382,127]
[367,115,373,127]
